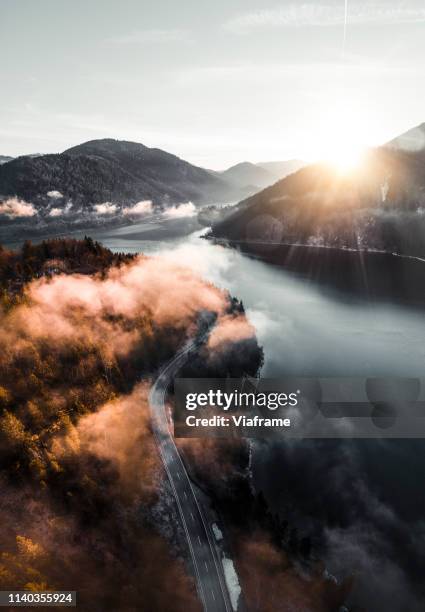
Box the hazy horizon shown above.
[2,0,425,169]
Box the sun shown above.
[324,142,366,174]
[305,132,367,174]
[303,103,370,174]
[307,129,367,174]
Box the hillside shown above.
[0,155,13,165]
[216,159,305,197]
[387,122,425,152]
[256,159,305,180]
[219,161,276,193]
[210,142,425,258]
[0,236,265,610]
[0,139,243,211]
[0,237,135,295]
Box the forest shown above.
[0,237,347,611]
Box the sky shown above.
[1,0,425,169]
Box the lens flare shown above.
[325,143,366,173]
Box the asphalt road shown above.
[149,340,233,612]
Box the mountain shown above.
[210,139,425,259]
[219,162,276,192]
[0,139,244,209]
[0,155,13,165]
[387,123,425,152]
[256,159,305,180]
[215,159,305,199]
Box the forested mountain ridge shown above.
[210,141,425,258]
[0,139,243,209]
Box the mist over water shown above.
[92,223,425,378]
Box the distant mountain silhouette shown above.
[387,123,425,152]
[0,139,244,209]
[215,159,305,197]
[0,155,13,165]
[211,133,425,259]
[219,162,276,192]
[256,159,305,180]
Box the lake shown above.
[87,221,425,379]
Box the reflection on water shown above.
[91,222,425,379]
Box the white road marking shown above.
[176,472,180,480]
[183,491,187,500]
[204,561,209,572]
[198,535,202,546]
[190,511,195,521]
[211,589,215,601]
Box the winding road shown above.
[148,340,233,612]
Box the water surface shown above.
[91,222,425,378]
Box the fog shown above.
[87,222,425,610]
[90,225,425,378]
[4,220,420,608]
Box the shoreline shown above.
[207,236,425,308]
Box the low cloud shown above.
[48,201,72,217]
[48,207,62,217]
[0,197,36,218]
[9,256,228,350]
[163,202,197,219]
[122,200,153,216]
[0,249,256,610]
[207,314,256,351]
[53,384,160,501]
[224,4,425,33]
[47,190,63,199]
[94,202,118,215]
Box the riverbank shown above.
[208,237,425,307]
